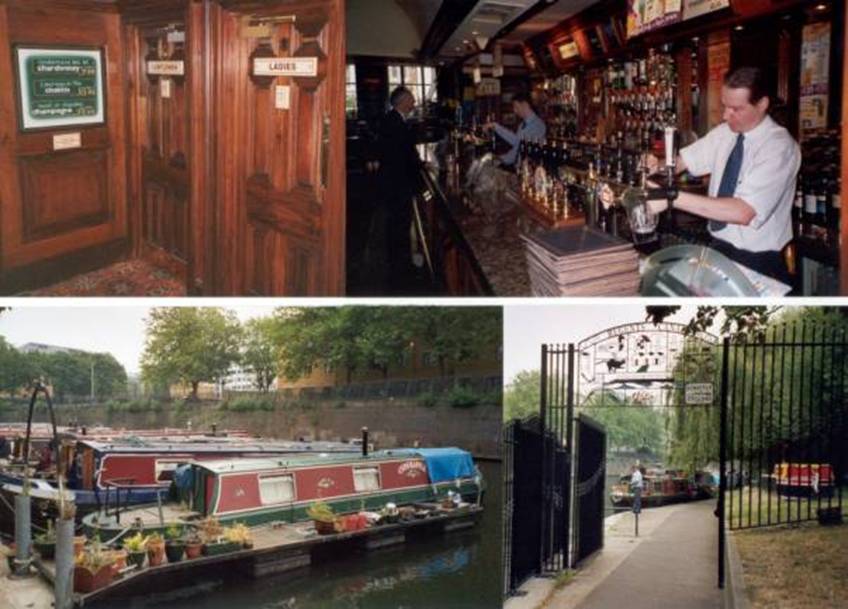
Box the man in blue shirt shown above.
[485,93,546,166]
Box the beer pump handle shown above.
[664,126,679,205]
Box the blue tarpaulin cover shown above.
[376,447,476,483]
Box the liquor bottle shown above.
[829,176,841,229]
[804,173,820,229]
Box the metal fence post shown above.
[55,517,75,609]
[718,336,730,589]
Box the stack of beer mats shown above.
[522,226,641,296]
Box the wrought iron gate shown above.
[719,323,847,586]
[502,415,571,597]
[574,414,607,565]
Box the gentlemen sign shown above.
[253,57,318,78]
[147,60,185,76]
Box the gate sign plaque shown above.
[253,57,318,78]
[685,383,714,405]
[577,322,716,407]
[15,47,105,131]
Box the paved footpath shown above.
[532,500,723,609]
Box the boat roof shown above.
[193,447,475,479]
[192,452,395,474]
[78,438,362,454]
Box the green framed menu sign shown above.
[14,46,106,131]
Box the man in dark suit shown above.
[376,86,423,292]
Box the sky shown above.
[0,304,277,375]
[504,303,701,383]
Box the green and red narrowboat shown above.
[82,447,483,536]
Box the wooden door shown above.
[0,1,128,291]
[211,0,346,295]
[123,1,202,292]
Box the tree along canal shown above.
[93,460,502,609]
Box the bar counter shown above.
[416,140,791,297]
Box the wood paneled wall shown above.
[0,0,128,291]
[0,0,346,296]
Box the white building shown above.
[219,365,278,393]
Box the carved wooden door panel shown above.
[213,0,345,295]
[0,2,128,291]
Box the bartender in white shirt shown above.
[645,67,801,284]
[484,93,546,167]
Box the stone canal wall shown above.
[0,399,502,458]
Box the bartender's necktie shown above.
[710,133,745,232]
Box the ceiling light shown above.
[815,3,828,10]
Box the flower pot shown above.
[74,564,113,593]
[313,519,340,535]
[73,536,86,557]
[147,540,166,567]
[126,550,146,570]
[165,541,184,563]
[184,541,203,559]
[108,550,127,576]
[33,540,56,560]
[202,541,241,556]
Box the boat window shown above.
[155,460,184,482]
[259,474,295,504]
[353,466,380,492]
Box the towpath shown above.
[508,500,722,609]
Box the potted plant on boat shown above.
[107,548,127,577]
[224,523,253,550]
[146,532,166,567]
[73,534,87,557]
[199,517,238,556]
[184,530,203,560]
[74,541,115,593]
[307,501,340,534]
[164,525,185,563]
[122,532,148,570]
[33,520,56,560]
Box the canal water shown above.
[102,460,502,609]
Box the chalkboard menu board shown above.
[15,47,105,131]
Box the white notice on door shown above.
[53,132,81,151]
[275,85,291,110]
[160,78,172,99]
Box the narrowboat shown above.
[772,463,835,497]
[82,447,483,537]
[1,435,363,513]
[609,467,700,508]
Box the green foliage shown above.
[416,392,438,408]
[241,317,280,393]
[668,306,848,470]
[270,306,501,384]
[222,396,275,412]
[141,308,242,400]
[504,369,541,421]
[0,337,127,401]
[446,384,479,408]
[579,396,667,454]
[0,336,36,394]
